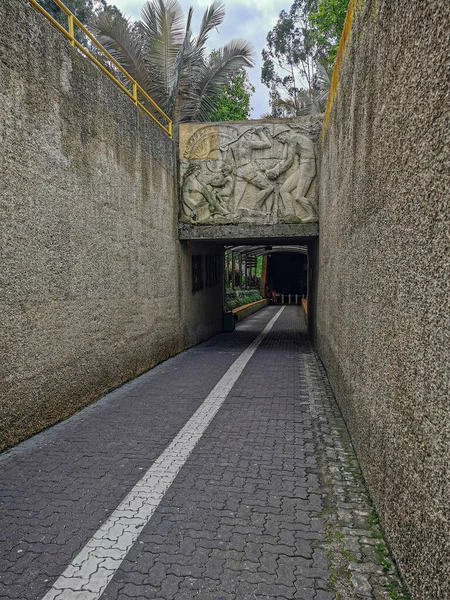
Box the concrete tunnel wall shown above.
[2,1,448,596]
[0,0,223,451]
[311,1,449,598]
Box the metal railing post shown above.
[67,13,74,46]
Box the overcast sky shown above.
[111,0,290,117]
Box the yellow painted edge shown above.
[301,298,308,314]
[321,0,357,139]
[232,299,267,314]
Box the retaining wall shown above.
[0,0,222,450]
[314,1,449,597]
[233,299,268,322]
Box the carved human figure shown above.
[182,164,228,222]
[222,126,275,213]
[266,130,317,221]
[207,164,234,209]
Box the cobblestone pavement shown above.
[0,307,408,600]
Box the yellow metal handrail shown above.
[27,0,173,138]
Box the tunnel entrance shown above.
[186,239,316,336]
[224,244,309,308]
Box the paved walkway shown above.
[0,307,407,600]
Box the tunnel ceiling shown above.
[225,245,307,257]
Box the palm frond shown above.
[93,0,255,126]
[140,0,185,103]
[91,12,152,93]
[171,6,195,119]
[141,0,185,45]
[274,59,331,116]
[295,91,323,116]
[274,97,299,117]
[315,60,331,106]
[195,2,225,52]
[185,39,255,121]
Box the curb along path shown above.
[0,307,408,600]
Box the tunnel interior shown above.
[266,252,307,297]
[187,238,316,335]
[223,244,309,305]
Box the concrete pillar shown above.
[260,255,267,297]
[231,252,235,290]
[244,254,248,289]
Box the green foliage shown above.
[256,255,263,278]
[375,542,392,573]
[261,0,319,117]
[37,0,120,44]
[38,0,93,42]
[38,0,93,26]
[308,0,349,65]
[206,64,255,122]
[92,0,255,126]
[225,289,262,312]
[388,585,410,600]
[261,0,349,116]
[366,504,379,527]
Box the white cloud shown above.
[110,0,289,116]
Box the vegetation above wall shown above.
[225,289,262,312]
[206,61,255,122]
[37,0,120,43]
[261,0,349,117]
[91,0,255,127]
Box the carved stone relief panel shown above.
[179,117,322,226]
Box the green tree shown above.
[206,63,255,122]
[37,0,120,43]
[38,0,94,41]
[261,0,320,117]
[308,0,349,65]
[92,0,255,128]
[275,58,331,116]
[261,0,348,116]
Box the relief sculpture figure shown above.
[207,164,234,210]
[266,129,318,222]
[180,119,321,225]
[222,126,275,214]
[182,164,229,223]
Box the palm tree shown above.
[92,0,255,129]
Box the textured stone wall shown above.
[179,242,225,348]
[315,1,449,597]
[0,0,223,450]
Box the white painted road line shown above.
[42,307,285,600]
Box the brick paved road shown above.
[0,307,408,600]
